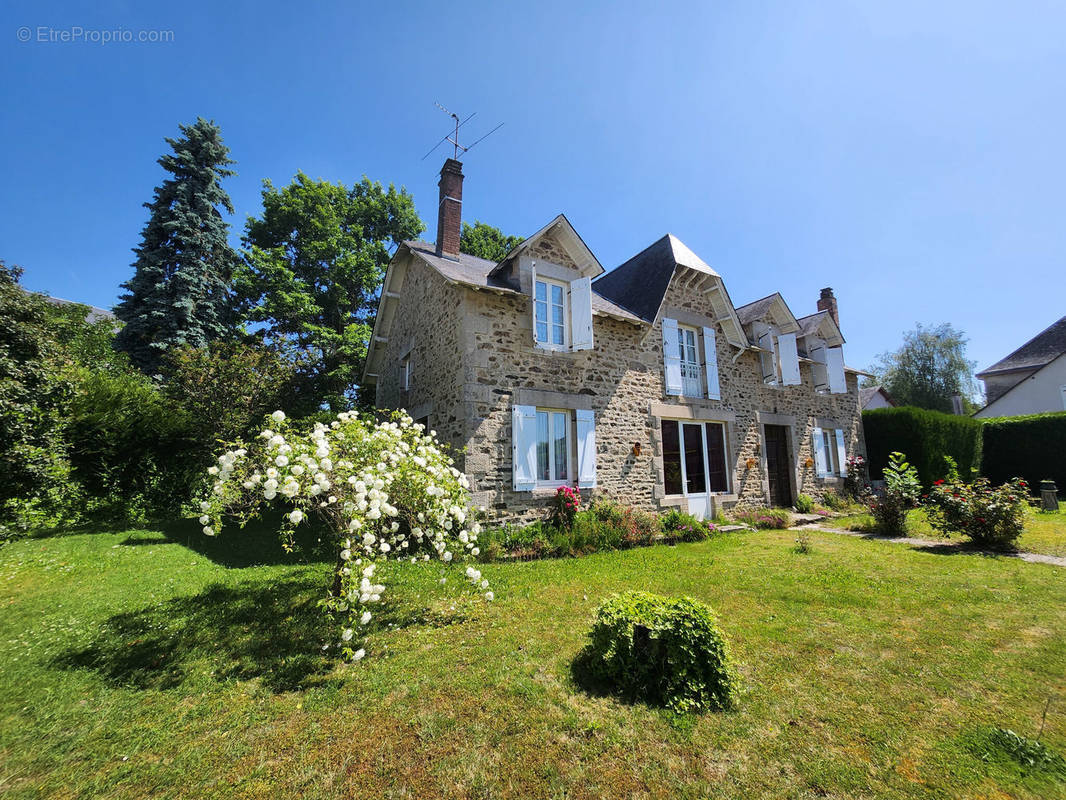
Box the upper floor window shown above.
[662,318,721,400]
[534,278,568,348]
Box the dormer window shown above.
[661,318,721,400]
[534,278,568,348]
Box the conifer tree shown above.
[114,118,239,373]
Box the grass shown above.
[832,506,1066,557]
[1,517,1065,799]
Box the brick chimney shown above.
[818,287,839,328]
[435,158,464,259]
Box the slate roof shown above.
[24,290,116,323]
[405,241,641,323]
[591,235,681,323]
[976,316,1066,377]
[797,310,829,337]
[859,385,896,408]
[735,294,780,327]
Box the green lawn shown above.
[2,519,1065,799]
[833,506,1066,557]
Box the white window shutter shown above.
[662,317,682,396]
[811,427,827,476]
[512,405,538,491]
[569,277,594,351]
[808,339,830,393]
[529,264,539,346]
[757,327,777,385]
[701,326,721,400]
[576,409,597,488]
[827,346,847,394]
[778,332,801,385]
[834,429,848,477]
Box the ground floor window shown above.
[813,426,847,477]
[536,409,571,485]
[661,420,729,495]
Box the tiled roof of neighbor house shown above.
[976,316,1066,377]
[859,385,896,408]
[405,241,642,323]
[23,289,115,323]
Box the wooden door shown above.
[764,425,792,507]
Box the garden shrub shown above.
[843,454,870,500]
[732,507,791,529]
[660,509,716,542]
[981,411,1066,494]
[819,489,849,511]
[863,407,982,486]
[794,493,814,513]
[871,451,920,536]
[547,485,580,531]
[925,475,1028,549]
[578,591,738,714]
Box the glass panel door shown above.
[681,422,707,495]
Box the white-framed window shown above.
[661,419,730,496]
[534,278,568,349]
[677,325,703,397]
[535,408,572,486]
[661,318,721,399]
[812,426,847,477]
[400,353,411,391]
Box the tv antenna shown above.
[421,102,504,162]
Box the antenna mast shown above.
[421,103,505,162]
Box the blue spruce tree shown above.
[114,118,238,373]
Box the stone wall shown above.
[456,261,866,523]
[374,255,467,457]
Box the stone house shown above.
[362,159,867,520]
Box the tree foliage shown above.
[114,118,240,374]
[866,323,978,412]
[459,220,524,262]
[235,173,423,410]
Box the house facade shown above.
[363,160,867,520]
[974,316,1066,418]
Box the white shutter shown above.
[757,326,777,384]
[778,332,801,385]
[569,277,594,351]
[701,326,721,400]
[827,346,847,394]
[576,409,597,488]
[662,317,682,396]
[808,339,830,393]
[811,427,828,476]
[512,405,538,491]
[530,264,539,346]
[834,429,848,477]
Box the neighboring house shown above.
[860,385,897,410]
[363,159,867,520]
[974,316,1066,419]
[21,288,116,324]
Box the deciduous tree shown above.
[459,220,523,262]
[866,323,978,412]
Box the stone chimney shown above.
[817,287,839,328]
[435,158,464,259]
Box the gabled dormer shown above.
[735,293,803,386]
[797,307,847,394]
[489,214,603,352]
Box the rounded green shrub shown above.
[578,591,738,714]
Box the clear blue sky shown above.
[3,1,1064,375]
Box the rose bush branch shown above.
[198,409,491,660]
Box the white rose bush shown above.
[198,409,490,661]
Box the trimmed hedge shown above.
[862,407,983,486]
[981,411,1066,492]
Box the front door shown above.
[764,424,792,507]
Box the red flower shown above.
[933,479,945,485]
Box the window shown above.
[534,278,568,348]
[535,409,571,485]
[662,318,720,399]
[813,426,847,477]
[677,325,703,397]
[661,420,730,496]
[400,354,411,391]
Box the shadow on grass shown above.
[54,572,339,693]
[157,514,334,569]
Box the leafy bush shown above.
[660,508,717,542]
[732,507,791,529]
[819,489,849,511]
[981,411,1066,495]
[843,454,870,500]
[547,486,581,531]
[863,407,983,486]
[871,451,920,536]
[577,591,738,714]
[925,475,1028,549]
[794,493,814,513]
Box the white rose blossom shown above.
[196,410,491,662]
